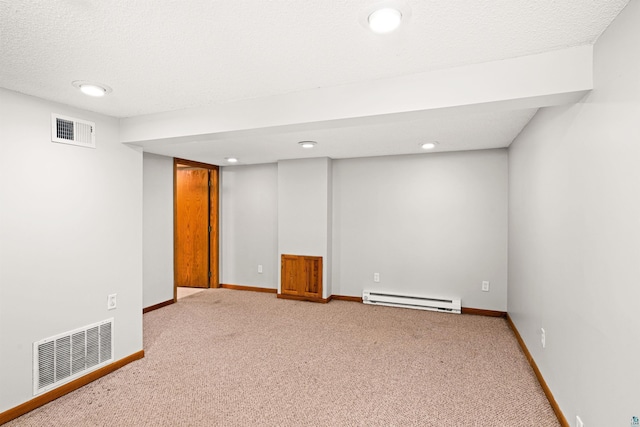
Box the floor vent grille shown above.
[33,318,113,395]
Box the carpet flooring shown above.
[6,289,560,426]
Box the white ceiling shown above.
[0,0,629,164]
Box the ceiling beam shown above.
[120,45,592,147]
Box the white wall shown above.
[0,89,143,412]
[332,150,508,310]
[508,2,640,426]
[222,152,506,307]
[221,164,278,289]
[143,153,174,307]
[278,158,333,298]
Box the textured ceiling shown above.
[0,0,629,164]
[0,0,629,117]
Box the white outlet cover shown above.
[482,281,490,292]
[373,273,380,283]
[107,293,117,310]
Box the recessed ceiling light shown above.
[360,1,411,35]
[72,81,112,97]
[226,157,239,163]
[80,85,106,97]
[368,7,402,34]
[420,142,439,150]
[298,141,317,149]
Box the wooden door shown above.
[176,168,209,288]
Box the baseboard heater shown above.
[362,291,461,314]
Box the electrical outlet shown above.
[482,281,490,292]
[541,328,546,348]
[373,273,380,283]
[107,294,117,310]
[258,264,263,274]
[576,415,584,427]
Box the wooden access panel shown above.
[175,168,209,288]
[301,257,321,297]
[280,255,322,299]
[281,255,300,296]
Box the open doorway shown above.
[174,158,219,301]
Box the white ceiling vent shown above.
[51,113,96,148]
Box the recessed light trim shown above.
[368,8,402,33]
[360,1,411,35]
[80,85,106,97]
[298,141,317,149]
[225,157,239,163]
[420,142,439,150]
[72,81,112,97]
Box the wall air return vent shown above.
[33,318,113,395]
[51,113,96,148]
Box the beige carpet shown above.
[7,289,560,426]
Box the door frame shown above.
[173,158,220,301]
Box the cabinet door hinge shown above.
[208,225,212,233]
[208,271,212,278]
